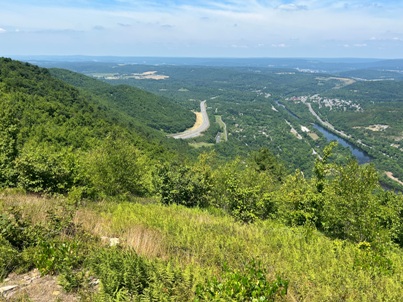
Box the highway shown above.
[171,100,210,139]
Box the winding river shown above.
[275,101,300,119]
[313,124,371,164]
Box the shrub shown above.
[0,207,43,250]
[0,205,92,291]
[33,238,85,275]
[0,236,20,281]
[85,137,152,198]
[196,259,288,301]
[213,160,275,223]
[156,154,213,208]
[273,171,323,227]
[15,141,81,194]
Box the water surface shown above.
[313,123,371,164]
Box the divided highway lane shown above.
[170,100,210,139]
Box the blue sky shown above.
[1,0,403,58]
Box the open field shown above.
[189,142,215,148]
[215,115,228,142]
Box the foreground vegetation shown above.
[2,58,403,301]
[1,191,403,301]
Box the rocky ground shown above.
[0,269,80,302]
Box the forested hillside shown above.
[2,58,403,301]
[49,68,194,133]
[0,58,193,198]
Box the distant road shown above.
[215,115,227,142]
[170,101,210,139]
[306,102,351,140]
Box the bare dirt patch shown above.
[354,124,389,132]
[169,101,210,139]
[0,270,79,302]
[308,133,320,141]
[316,77,356,89]
[290,128,302,140]
[385,172,403,186]
[186,112,203,132]
[392,136,403,142]
[132,71,169,80]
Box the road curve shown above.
[170,100,210,139]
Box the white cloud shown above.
[277,4,307,11]
[0,28,6,33]
[231,44,249,48]
[272,43,287,48]
[93,25,105,31]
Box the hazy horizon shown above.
[2,0,403,59]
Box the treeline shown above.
[156,144,403,247]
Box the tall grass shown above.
[3,192,403,301]
[76,201,403,301]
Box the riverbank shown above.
[304,102,403,188]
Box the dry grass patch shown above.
[308,132,319,141]
[186,112,203,132]
[189,142,214,148]
[121,226,166,259]
[74,206,167,259]
[0,191,65,225]
[73,207,113,238]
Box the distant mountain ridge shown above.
[13,55,403,73]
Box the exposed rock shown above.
[0,285,18,294]
[109,237,120,246]
[101,236,120,246]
